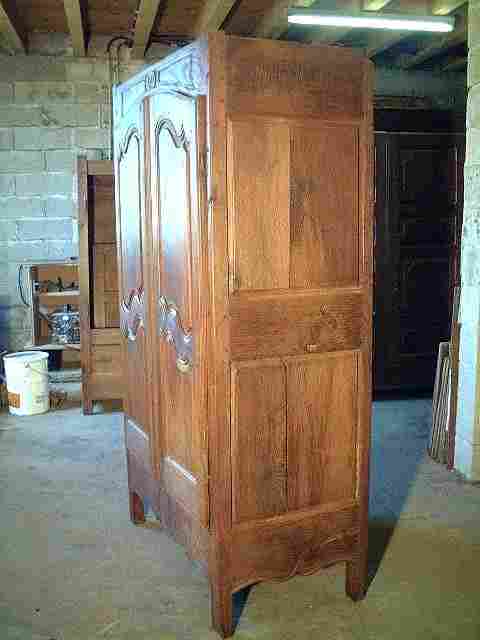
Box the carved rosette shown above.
[158,296,193,373]
[120,289,145,341]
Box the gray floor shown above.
[1,387,480,639]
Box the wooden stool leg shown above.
[346,548,368,601]
[129,490,146,525]
[211,581,233,638]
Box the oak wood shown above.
[286,352,358,511]
[131,0,162,59]
[0,0,26,53]
[231,360,287,523]
[114,35,373,638]
[227,117,290,291]
[63,0,88,56]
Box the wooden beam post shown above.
[0,0,26,53]
[63,0,88,57]
[131,0,162,59]
[194,0,237,36]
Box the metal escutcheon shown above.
[176,357,192,374]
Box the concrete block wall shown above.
[0,53,145,351]
[456,0,480,481]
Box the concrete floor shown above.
[0,387,479,640]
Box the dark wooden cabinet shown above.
[113,34,373,637]
[373,125,464,392]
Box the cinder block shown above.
[14,82,74,103]
[0,55,67,83]
[0,197,44,218]
[0,174,15,195]
[1,240,50,261]
[466,128,480,164]
[39,104,99,127]
[0,221,17,241]
[66,61,109,82]
[15,172,73,197]
[15,173,47,196]
[45,241,78,260]
[0,106,44,127]
[0,128,13,149]
[74,82,109,104]
[45,149,76,171]
[0,83,13,103]
[14,127,72,150]
[17,218,72,241]
[74,127,109,149]
[468,46,480,88]
[0,150,44,172]
[45,197,74,218]
[46,173,73,196]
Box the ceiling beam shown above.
[402,14,467,68]
[194,0,237,36]
[363,0,461,59]
[131,0,162,59]
[429,0,466,16]
[63,0,88,57]
[0,0,26,53]
[254,0,316,40]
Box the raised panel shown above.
[232,361,287,523]
[226,37,364,120]
[230,290,364,361]
[290,125,359,287]
[91,175,116,244]
[287,353,358,511]
[228,118,290,291]
[118,131,142,298]
[157,122,193,326]
[162,339,194,473]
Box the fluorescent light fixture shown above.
[287,9,455,33]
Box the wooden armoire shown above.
[113,34,373,637]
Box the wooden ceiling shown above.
[0,0,468,70]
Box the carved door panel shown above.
[114,100,152,443]
[148,92,208,525]
[228,114,371,524]
[374,132,464,391]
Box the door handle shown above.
[158,296,193,374]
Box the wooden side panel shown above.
[290,125,359,287]
[287,352,358,511]
[231,361,287,523]
[228,119,290,291]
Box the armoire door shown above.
[374,132,464,392]
[115,99,152,449]
[147,91,209,526]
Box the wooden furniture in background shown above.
[373,111,465,393]
[113,34,373,637]
[24,261,81,365]
[78,158,124,414]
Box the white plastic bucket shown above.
[3,351,49,416]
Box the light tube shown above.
[287,9,455,33]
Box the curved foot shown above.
[211,582,233,638]
[346,552,368,601]
[129,490,146,525]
